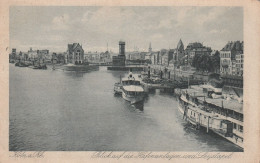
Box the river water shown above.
[9,64,242,151]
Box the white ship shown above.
[114,72,142,95]
[122,85,145,104]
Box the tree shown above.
[211,51,220,73]
[192,53,200,69]
[24,53,28,60]
[57,53,65,63]
[192,53,213,72]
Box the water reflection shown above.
[132,101,144,112]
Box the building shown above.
[86,51,99,62]
[100,51,111,63]
[66,43,84,64]
[119,41,125,55]
[220,41,243,75]
[112,41,126,66]
[185,42,212,65]
[158,49,167,65]
[160,49,174,66]
[235,53,244,76]
[28,48,38,59]
[10,48,17,60]
[140,52,147,60]
[174,39,185,62]
[37,49,50,60]
[151,51,159,65]
[127,52,141,60]
[12,48,16,55]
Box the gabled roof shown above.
[221,41,243,52]
[123,85,144,92]
[177,39,184,51]
[68,43,82,53]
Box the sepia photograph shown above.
[8,6,245,152]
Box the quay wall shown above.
[146,64,209,82]
[107,66,144,71]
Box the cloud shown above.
[151,34,163,40]
[209,29,228,34]
[10,7,243,52]
[52,14,70,30]
[158,19,173,29]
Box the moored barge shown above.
[178,85,243,149]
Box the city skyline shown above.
[10,6,243,53]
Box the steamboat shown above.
[178,84,243,149]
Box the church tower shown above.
[176,39,184,61]
[177,39,184,52]
[148,42,152,52]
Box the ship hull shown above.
[178,95,243,149]
[122,91,145,104]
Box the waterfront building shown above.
[235,53,244,76]
[12,48,16,55]
[66,43,84,64]
[27,48,50,61]
[10,48,17,60]
[220,41,243,75]
[112,41,126,66]
[150,51,159,65]
[86,51,99,62]
[119,41,125,55]
[99,51,111,63]
[37,49,50,61]
[28,48,38,60]
[159,49,174,66]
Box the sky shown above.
[10,6,243,53]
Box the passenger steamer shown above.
[178,85,243,149]
[114,72,142,95]
[122,85,145,104]
[114,72,145,104]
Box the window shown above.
[240,126,243,132]
[234,123,237,129]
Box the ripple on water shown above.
[9,64,242,151]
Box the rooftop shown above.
[197,97,243,114]
[123,85,144,92]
